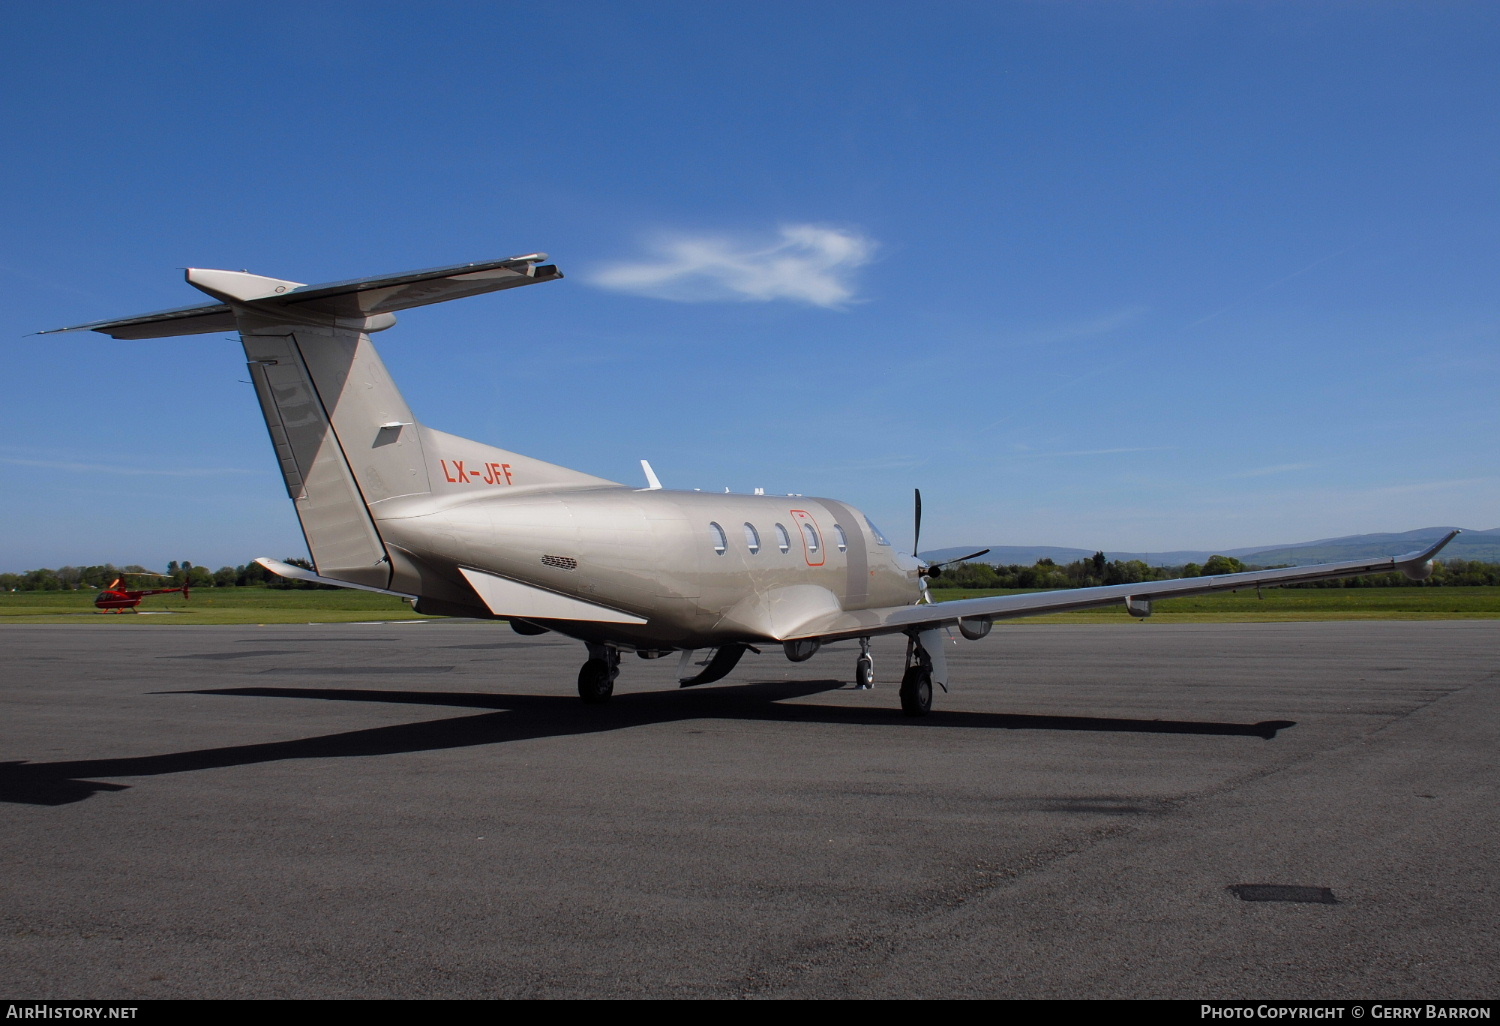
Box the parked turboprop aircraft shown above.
[46,255,1457,715]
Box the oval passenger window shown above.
[709,522,727,555]
[775,523,791,554]
[802,523,820,553]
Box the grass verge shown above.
[2,585,1497,627]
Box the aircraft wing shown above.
[787,530,1460,641]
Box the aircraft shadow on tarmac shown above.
[0,679,1295,806]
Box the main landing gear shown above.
[577,643,620,704]
[899,633,935,717]
[854,637,874,690]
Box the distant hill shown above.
[921,527,1500,568]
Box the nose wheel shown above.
[854,637,874,689]
[578,644,620,704]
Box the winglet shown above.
[1392,529,1460,581]
[1396,529,1460,565]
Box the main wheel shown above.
[577,659,614,704]
[899,665,932,717]
[855,654,874,689]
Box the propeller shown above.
[923,548,992,579]
[912,488,989,579]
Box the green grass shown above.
[927,585,1500,622]
[2,584,1497,627]
[0,587,429,625]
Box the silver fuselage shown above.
[377,487,921,649]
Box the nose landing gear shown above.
[854,637,874,690]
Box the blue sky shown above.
[3,2,1497,572]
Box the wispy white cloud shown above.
[834,454,924,472]
[591,224,875,308]
[1014,446,1175,460]
[1220,462,1318,480]
[0,456,263,477]
[1008,306,1150,348]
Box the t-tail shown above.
[44,255,618,594]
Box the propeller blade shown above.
[914,488,923,558]
[935,548,991,569]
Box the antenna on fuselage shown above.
[639,460,663,490]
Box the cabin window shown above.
[709,522,727,555]
[775,523,791,554]
[834,524,848,553]
[802,522,821,554]
[743,523,761,554]
[865,516,892,546]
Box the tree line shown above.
[7,553,1499,594]
[1,558,336,592]
[930,553,1500,590]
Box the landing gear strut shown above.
[577,643,620,704]
[899,634,934,717]
[854,637,874,690]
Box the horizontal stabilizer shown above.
[255,557,416,598]
[42,254,561,340]
[39,302,237,340]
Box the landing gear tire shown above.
[855,654,875,690]
[899,665,933,717]
[577,659,614,704]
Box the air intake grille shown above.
[541,555,578,571]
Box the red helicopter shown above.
[94,574,190,613]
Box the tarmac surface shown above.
[1,620,1495,999]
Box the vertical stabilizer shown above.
[242,323,411,589]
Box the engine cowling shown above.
[958,616,992,640]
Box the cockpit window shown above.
[864,516,892,546]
